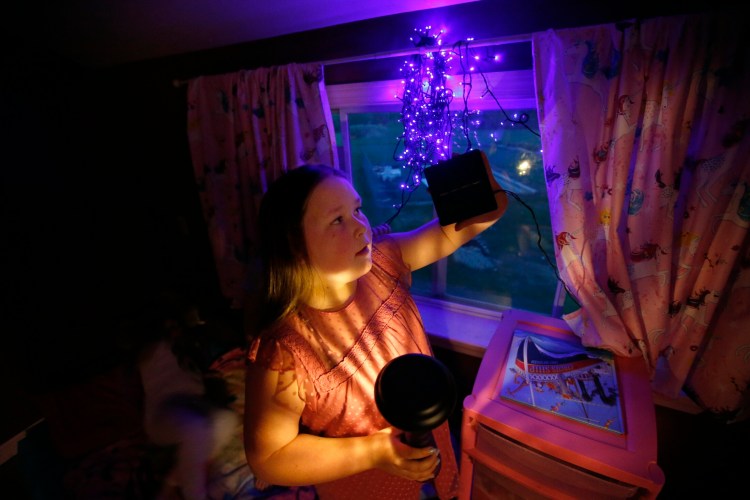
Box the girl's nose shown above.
[354,215,369,237]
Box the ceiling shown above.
[8,0,478,68]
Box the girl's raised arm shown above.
[391,152,508,272]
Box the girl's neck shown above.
[306,280,357,311]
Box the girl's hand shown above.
[370,427,440,482]
[392,150,508,272]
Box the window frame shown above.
[328,70,568,351]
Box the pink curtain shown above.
[186,63,337,308]
[533,11,750,418]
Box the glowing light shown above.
[517,159,532,176]
[394,28,455,195]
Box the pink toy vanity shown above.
[459,310,665,499]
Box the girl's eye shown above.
[331,216,343,225]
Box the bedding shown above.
[203,347,316,499]
[26,347,316,499]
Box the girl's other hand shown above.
[370,427,440,482]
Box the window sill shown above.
[417,296,569,359]
[416,295,509,358]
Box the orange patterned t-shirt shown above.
[248,236,459,500]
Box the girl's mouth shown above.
[356,244,370,256]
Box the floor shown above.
[0,377,44,500]
[653,405,747,498]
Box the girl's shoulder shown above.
[247,319,309,370]
[373,235,410,284]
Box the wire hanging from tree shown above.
[386,27,454,225]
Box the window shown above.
[329,69,574,319]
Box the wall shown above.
[2,0,730,411]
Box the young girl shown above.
[244,155,507,500]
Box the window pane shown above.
[343,111,435,294]
[338,108,560,314]
[447,109,556,313]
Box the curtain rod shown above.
[172,32,532,88]
[318,32,532,66]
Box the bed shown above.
[17,346,316,500]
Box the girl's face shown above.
[303,175,372,287]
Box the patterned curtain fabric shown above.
[186,63,337,309]
[533,11,750,417]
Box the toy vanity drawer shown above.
[471,423,641,499]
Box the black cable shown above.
[453,40,474,152]
[479,71,540,137]
[383,182,416,226]
[495,188,580,307]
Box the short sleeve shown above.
[247,333,315,405]
[247,335,296,372]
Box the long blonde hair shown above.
[256,165,347,333]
